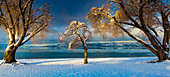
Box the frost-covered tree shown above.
[87,0,169,62]
[59,21,92,64]
[0,0,52,63]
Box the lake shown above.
[0,41,154,59]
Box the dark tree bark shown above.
[83,45,88,64]
[78,34,88,64]
[4,50,16,63]
[161,12,169,53]
[3,45,18,63]
[143,29,168,61]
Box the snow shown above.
[5,44,14,51]
[0,57,169,77]
[7,29,13,42]
[146,26,165,51]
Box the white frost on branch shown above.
[5,43,14,51]
[59,21,92,49]
[7,29,13,42]
[146,26,165,52]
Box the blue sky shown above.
[0,0,109,43]
[42,0,109,38]
[42,0,107,27]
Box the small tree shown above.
[87,0,169,62]
[59,21,92,64]
[0,0,52,63]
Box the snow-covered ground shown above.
[0,57,169,77]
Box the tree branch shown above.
[4,0,14,26]
[117,24,159,57]
[23,0,34,13]
[113,17,137,27]
[119,3,141,28]
[138,0,146,27]
[146,25,158,37]
[21,24,48,45]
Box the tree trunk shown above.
[3,47,17,63]
[161,14,169,53]
[77,34,88,64]
[143,28,168,61]
[84,45,88,64]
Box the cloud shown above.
[47,0,107,27]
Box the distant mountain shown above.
[90,36,134,41]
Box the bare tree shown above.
[87,0,169,62]
[0,0,53,63]
[59,21,92,64]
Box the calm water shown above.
[0,41,154,59]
